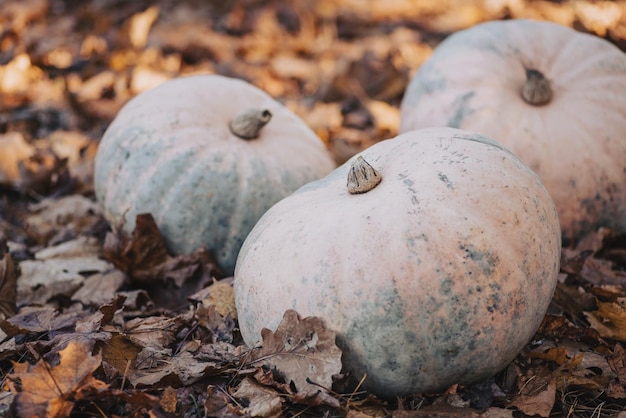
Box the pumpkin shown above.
[94,75,335,275]
[399,19,626,245]
[234,127,561,397]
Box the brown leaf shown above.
[580,256,626,285]
[232,377,283,418]
[25,195,105,245]
[205,385,241,417]
[529,347,569,366]
[0,253,17,319]
[8,340,107,417]
[74,295,126,333]
[0,306,58,337]
[101,334,142,375]
[71,270,127,306]
[129,350,220,387]
[247,310,342,397]
[17,252,112,306]
[159,386,177,413]
[392,406,513,417]
[124,315,181,349]
[199,279,237,318]
[103,213,218,286]
[509,366,556,418]
[585,300,626,341]
[560,248,593,275]
[537,314,600,344]
[608,344,626,383]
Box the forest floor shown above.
[2,0,626,417]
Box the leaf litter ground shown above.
[2,1,626,417]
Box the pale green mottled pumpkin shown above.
[235,127,561,397]
[94,75,335,275]
[400,19,626,244]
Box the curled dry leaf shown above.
[247,310,342,399]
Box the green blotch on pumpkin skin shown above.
[447,91,476,128]
[437,172,454,190]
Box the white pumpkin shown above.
[94,75,335,275]
[400,19,626,244]
[235,127,561,397]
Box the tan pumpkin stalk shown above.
[521,69,552,106]
[229,108,272,139]
[347,156,382,194]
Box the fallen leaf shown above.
[0,306,59,337]
[71,270,127,306]
[0,253,17,319]
[128,6,160,49]
[392,407,513,417]
[124,315,181,349]
[17,255,113,306]
[529,347,569,365]
[101,334,142,375]
[247,310,342,397]
[159,386,178,413]
[198,303,236,343]
[34,236,103,260]
[232,377,283,418]
[509,366,556,418]
[205,385,241,417]
[25,195,104,245]
[129,350,220,387]
[75,295,126,333]
[0,132,35,185]
[585,300,626,342]
[103,213,217,286]
[199,279,237,318]
[608,344,626,383]
[8,340,107,417]
[581,256,626,285]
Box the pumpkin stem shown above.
[347,156,382,194]
[521,69,552,106]
[230,108,273,140]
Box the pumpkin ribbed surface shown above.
[234,127,561,397]
[400,19,626,244]
[94,75,335,275]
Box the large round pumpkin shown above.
[234,127,561,397]
[94,75,335,275]
[400,19,626,244]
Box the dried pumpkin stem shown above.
[230,108,273,140]
[347,156,382,194]
[521,69,552,106]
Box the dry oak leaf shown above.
[247,310,342,398]
[8,340,107,418]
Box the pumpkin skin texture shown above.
[234,127,561,398]
[94,75,335,275]
[399,19,626,245]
